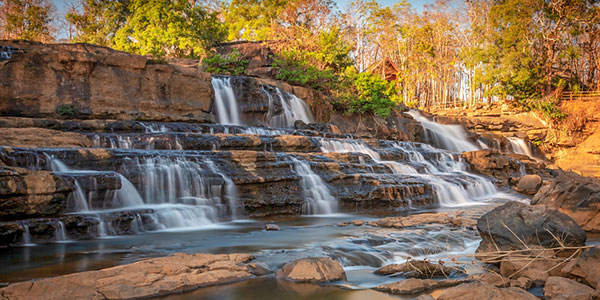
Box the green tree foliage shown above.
[65,0,130,46]
[0,0,55,42]
[113,0,226,58]
[346,72,399,118]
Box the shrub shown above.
[272,50,337,91]
[201,49,248,76]
[56,104,77,118]
[347,73,398,118]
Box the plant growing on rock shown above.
[201,49,248,76]
[55,104,77,118]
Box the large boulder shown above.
[531,171,600,232]
[437,281,538,300]
[460,149,552,185]
[0,253,258,300]
[543,276,599,300]
[476,201,586,253]
[275,257,347,283]
[0,40,214,122]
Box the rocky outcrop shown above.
[0,40,214,122]
[330,110,425,142]
[436,281,538,300]
[515,174,542,195]
[216,41,276,78]
[275,257,346,283]
[0,253,259,300]
[461,149,554,185]
[476,201,586,253]
[532,171,600,232]
[374,278,465,295]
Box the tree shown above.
[65,0,130,46]
[0,0,55,42]
[112,0,226,58]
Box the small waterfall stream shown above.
[290,157,337,215]
[407,110,480,152]
[212,77,242,125]
[507,136,533,157]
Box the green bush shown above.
[347,73,398,118]
[201,49,248,76]
[56,104,77,118]
[272,51,337,91]
[519,97,568,120]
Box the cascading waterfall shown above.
[212,76,241,125]
[21,223,34,246]
[318,139,497,207]
[506,137,533,157]
[54,221,68,242]
[407,110,479,153]
[47,155,239,235]
[290,157,337,215]
[266,87,315,127]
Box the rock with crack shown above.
[561,245,600,289]
[374,260,463,278]
[374,278,466,295]
[0,253,259,300]
[275,257,347,283]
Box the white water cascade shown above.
[265,87,315,128]
[21,223,34,246]
[54,221,68,242]
[318,139,498,207]
[212,77,242,125]
[290,157,337,215]
[407,110,480,153]
[506,137,533,157]
[48,156,239,235]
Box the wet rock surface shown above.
[370,212,476,229]
[543,276,599,300]
[532,171,600,232]
[476,201,586,253]
[275,257,347,283]
[0,253,258,300]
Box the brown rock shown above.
[515,174,542,195]
[499,256,568,281]
[0,253,257,300]
[0,41,214,122]
[543,276,599,300]
[374,278,465,295]
[275,257,346,283]
[0,128,92,148]
[467,272,510,287]
[562,245,600,289]
[531,171,600,232]
[510,277,534,290]
[370,212,476,228]
[375,260,462,278]
[437,281,538,300]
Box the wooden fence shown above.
[560,91,600,102]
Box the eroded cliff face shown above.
[0,40,215,122]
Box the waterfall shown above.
[54,221,68,242]
[266,87,315,128]
[290,157,337,215]
[318,139,497,207]
[21,223,34,246]
[506,137,533,157]
[212,76,241,125]
[407,110,479,153]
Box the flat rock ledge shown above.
[0,253,259,300]
[275,257,347,283]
